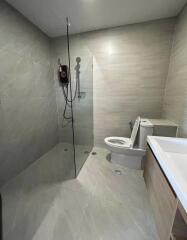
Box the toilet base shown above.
[111,152,143,170]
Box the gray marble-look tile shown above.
[1,144,159,240]
[52,18,175,147]
[0,0,58,186]
[162,4,187,137]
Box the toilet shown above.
[104,117,153,169]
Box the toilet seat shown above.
[104,117,141,150]
[104,137,131,148]
[104,117,147,169]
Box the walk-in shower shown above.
[0,9,93,187]
[57,18,77,177]
[0,7,94,237]
[57,17,94,177]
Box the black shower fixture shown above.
[58,63,69,85]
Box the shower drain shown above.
[114,169,122,175]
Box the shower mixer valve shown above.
[58,63,69,86]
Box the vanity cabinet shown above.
[144,146,187,240]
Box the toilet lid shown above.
[130,116,141,147]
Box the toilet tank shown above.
[138,119,154,150]
[147,119,178,137]
[138,118,178,150]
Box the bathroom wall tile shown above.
[162,4,187,137]
[0,0,58,186]
[51,38,94,158]
[52,18,175,147]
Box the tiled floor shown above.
[1,144,159,240]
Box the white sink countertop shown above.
[147,136,187,213]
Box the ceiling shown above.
[6,0,187,37]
